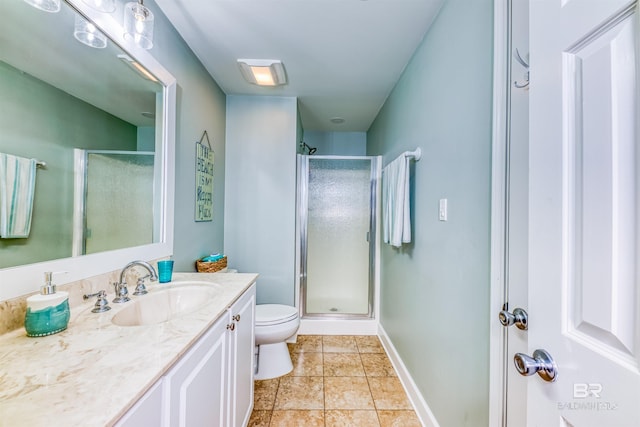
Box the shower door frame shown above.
[297,155,380,319]
[71,149,155,256]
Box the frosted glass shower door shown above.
[303,157,376,316]
[83,152,154,254]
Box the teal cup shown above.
[157,260,174,283]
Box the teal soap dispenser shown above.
[24,272,70,337]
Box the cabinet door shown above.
[227,283,256,427]
[164,314,229,427]
[114,378,164,427]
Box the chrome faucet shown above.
[115,260,159,301]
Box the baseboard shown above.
[377,324,440,427]
[298,318,378,335]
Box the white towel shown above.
[0,153,37,238]
[382,153,411,247]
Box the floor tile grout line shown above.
[322,374,327,427]
[253,335,417,427]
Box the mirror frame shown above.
[0,0,176,301]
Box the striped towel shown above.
[0,153,37,238]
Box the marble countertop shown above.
[0,272,258,427]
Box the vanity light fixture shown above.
[81,0,116,13]
[117,54,158,82]
[237,59,287,86]
[123,0,154,50]
[74,15,108,49]
[22,0,61,13]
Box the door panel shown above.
[563,10,638,362]
[164,315,228,427]
[529,0,640,425]
[227,284,256,427]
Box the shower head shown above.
[302,142,317,155]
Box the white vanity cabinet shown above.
[114,378,165,427]
[226,285,256,427]
[115,283,256,427]
[163,311,230,426]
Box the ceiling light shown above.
[22,0,60,13]
[118,54,158,82]
[74,15,108,49]
[237,59,287,86]
[81,0,116,13]
[123,0,154,50]
[330,117,345,124]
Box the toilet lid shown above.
[255,304,298,326]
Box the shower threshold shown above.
[298,317,378,335]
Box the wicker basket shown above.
[196,256,228,273]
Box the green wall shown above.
[367,0,493,425]
[224,96,298,305]
[0,61,136,268]
[303,131,367,156]
[146,0,227,271]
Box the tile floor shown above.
[249,335,422,427]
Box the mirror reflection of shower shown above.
[72,149,155,256]
[301,141,317,155]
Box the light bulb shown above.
[23,0,61,13]
[123,1,154,50]
[73,14,107,49]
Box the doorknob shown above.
[514,349,557,382]
[499,307,528,330]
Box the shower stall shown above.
[297,155,380,320]
[72,149,155,256]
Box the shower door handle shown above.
[366,231,370,242]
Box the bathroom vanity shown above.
[0,272,256,427]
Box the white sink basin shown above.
[111,281,223,326]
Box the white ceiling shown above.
[154,0,444,132]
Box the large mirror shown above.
[0,0,176,300]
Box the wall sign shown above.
[195,131,214,222]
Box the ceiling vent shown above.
[237,59,287,86]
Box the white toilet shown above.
[254,304,300,380]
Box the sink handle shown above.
[113,282,130,303]
[133,275,149,296]
[83,290,111,313]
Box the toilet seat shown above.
[256,304,298,326]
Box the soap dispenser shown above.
[24,272,70,337]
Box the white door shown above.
[528,0,640,426]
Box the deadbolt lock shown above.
[499,307,528,330]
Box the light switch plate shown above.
[439,199,448,221]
